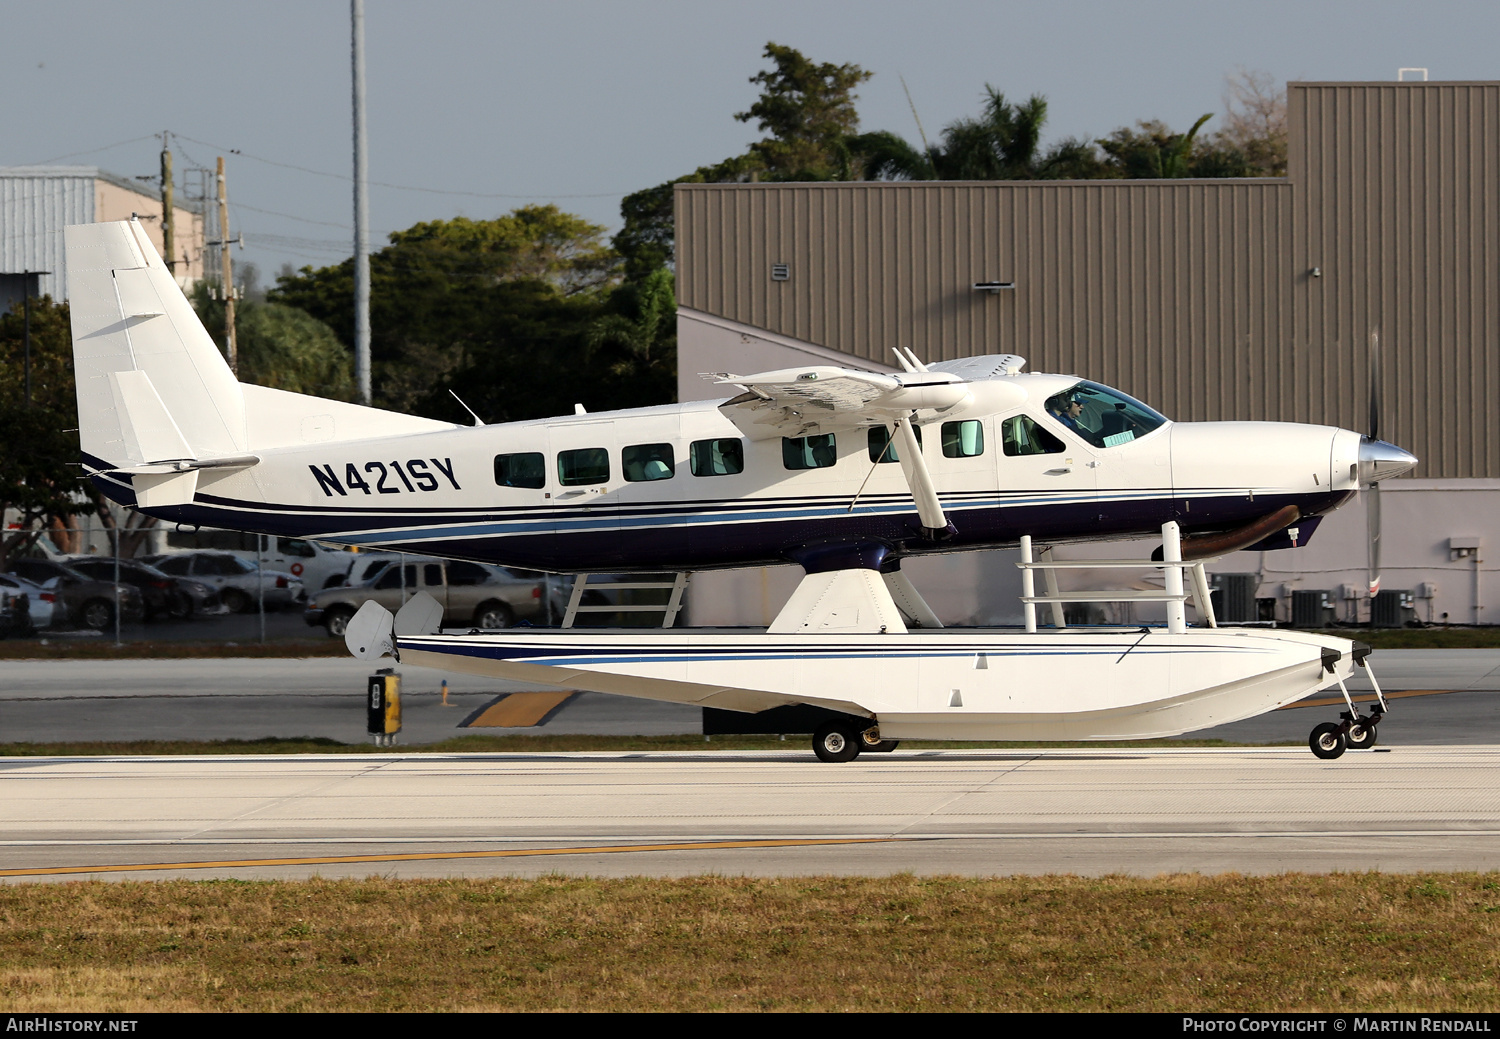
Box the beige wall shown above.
[94,179,205,286]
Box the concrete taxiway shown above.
[3,746,1499,881]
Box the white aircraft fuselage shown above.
[83,384,1365,575]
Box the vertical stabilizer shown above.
[65,220,246,466]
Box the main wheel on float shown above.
[812,721,862,763]
[1309,721,1347,760]
[1345,719,1379,750]
[860,728,899,753]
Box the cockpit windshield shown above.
[1042,380,1168,449]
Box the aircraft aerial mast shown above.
[351,0,371,405]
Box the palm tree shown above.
[852,87,1108,181]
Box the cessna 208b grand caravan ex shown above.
[66,219,1417,761]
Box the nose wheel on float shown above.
[1308,643,1387,760]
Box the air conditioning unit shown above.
[1291,590,1335,628]
[1209,573,1258,623]
[1371,589,1416,628]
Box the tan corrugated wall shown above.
[1290,82,1500,479]
[677,82,1500,478]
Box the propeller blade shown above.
[1366,328,1384,601]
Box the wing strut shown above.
[893,415,954,539]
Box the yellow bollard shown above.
[367,669,402,747]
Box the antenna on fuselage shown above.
[448,389,484,426]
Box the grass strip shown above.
[0,734,1289,756]
[1,873,1497,1012]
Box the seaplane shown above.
[65,218,1418,761]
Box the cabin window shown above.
[782,433,838,470]
[941,420,985,458]
[494,452,546,489]
[623,443,676,482]
[690,438,744,476]
[1002,415,1065,456]
[557,448,609,486]
[867,425,921,463]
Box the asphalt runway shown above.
[3,648,1498,746]
[3,746,1499,880]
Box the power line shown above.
[171,132,627,200]
[14,134,159,167]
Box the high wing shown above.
[709,365,973,440]
[709,363,980,538]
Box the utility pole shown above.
[160,132,175,276]
[216,156,237,374]
[352,0,371,404]
[22,270,31,407]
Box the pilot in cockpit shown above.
[1047,392,1087,434]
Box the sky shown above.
[4,1,1496,284]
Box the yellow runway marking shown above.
[0,839,899,878]
[1279,689,1455,710]
[463,691,576,727]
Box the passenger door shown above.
[996,412,1099,530]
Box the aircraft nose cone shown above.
[1358,437,1418,484]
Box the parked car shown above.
[305,558,551,637]
[0,576,34,636]
[155,531,355,592]
[0,572,56,632]
[3,558,143,630]
[140,552,304,613]
[64,558,226,620]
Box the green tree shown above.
[615,154,760,282]
[734,42,873,181]
[270,206,620,413]
[1098,114,1217,178]
[192,288,356,401]
[616,43,878,279]
[0,298,124,565]
[854,87,1113,182]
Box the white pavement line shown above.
[887,752,1044,836]
[171,759,402,843]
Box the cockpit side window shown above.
[1042,380,1167,449]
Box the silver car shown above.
[304,558,551,637]
[142,552,305,613]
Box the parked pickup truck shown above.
[303,558,551,637]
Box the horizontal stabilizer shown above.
[132,469,199,508]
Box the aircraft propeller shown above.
[1359,329,1419,603]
